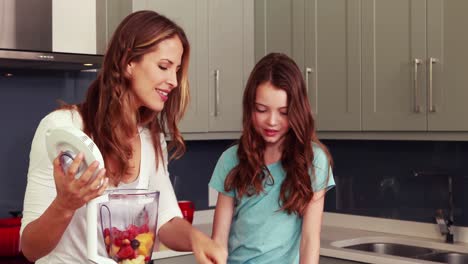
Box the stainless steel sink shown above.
[344,243,434,258]
[417,252,468,264]
[343,242,468,263]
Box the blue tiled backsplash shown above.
[1,69,467,228]
[173,139,468,227]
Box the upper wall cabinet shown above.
[52,0,101,54]
[426,0,468,131]
[361,0,426,130]
[55,0,133,55]
[135,0,254,134]
[97,0,133,54]
[303,0,361,131]
[362,0,468,131]
[134,0,210,133]
[255,0,361,131]
[208,0,254,132]
[257,0,468,133]
[254,0,299,61]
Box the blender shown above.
[87,190,159,264]
[46,127,159,264]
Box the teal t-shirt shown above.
[209,144,335,264]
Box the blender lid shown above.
[45,127,105,179]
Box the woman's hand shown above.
[21,152,108,261]
[52,152,108,213]
[159,218,227,264]
[190,228,227,264]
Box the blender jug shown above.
[87,190,159,264]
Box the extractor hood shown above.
[0,0,104,71]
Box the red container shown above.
[178,201,195,224]
[0,217,21,257]
[0,217,21,227]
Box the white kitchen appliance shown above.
[45,127,158,264]
[45,126,105,180]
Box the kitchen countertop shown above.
[151,211,213,260]
[152,210,468,263]
[321,225,468,263]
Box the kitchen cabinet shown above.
[208,0,254,132]
[426,0,468,131]
[54,0,133,56]
[96,0,133,54]
[362,0,468,131]
[320,256,365,264]
[155,255,364,264]
[134,0,210,133]
[54,0,133,55]
[156,255,366,264]
[257,0,468,134]
[302,0,361,131]
[254,0,300,61]
[135,0,254,135]
[361,0,426,130]
[153,254,197,264]
[52,0,100,55]
[255,0,361,131]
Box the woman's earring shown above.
[126,64,133,76]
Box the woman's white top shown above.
[20,109,182,264]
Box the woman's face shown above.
[252,82,290,148]
[127,36,183,112]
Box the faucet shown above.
[413,171,454,243]
[434,175,454,244]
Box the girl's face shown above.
[127,36,183,112]
[253,82,290,148]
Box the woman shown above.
[209,53,335,263]
[20,10,226,264]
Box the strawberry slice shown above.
[103,228,110,237]
[138,224,149,233]
[117,245,134,259]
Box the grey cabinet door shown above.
[255,0,298,61]
[98,0,133,54]
[427,0,468,131]
[255,0,361,131]
[154,254,197,264]
[208,0,254,132]
[304,0,361,131]
[361,0,427,131]
[136,0,210,133]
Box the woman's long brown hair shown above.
[225,53,332,216]
[74,11,190,185]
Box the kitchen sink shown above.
[417,252,468,264]
[342,242,468,263]
[344,243,434,258]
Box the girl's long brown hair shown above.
[74,11,190,185]
[225,53,332,216]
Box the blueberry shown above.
[131,239,140,249]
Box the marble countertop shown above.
[321,225,468,263]
[151,222,211,260]
[151,210,468,262]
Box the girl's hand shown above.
[191,229,227,264]
[52,152,108,213]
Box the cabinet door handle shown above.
[428,57,438,113]
[214,69,220,117]
[305,67,313,93]
[413,58,422,113]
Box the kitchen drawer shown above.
[153,254,197,264]
[320,256,365,264]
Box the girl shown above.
[20,10,226,264]
[209,53,335,264]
